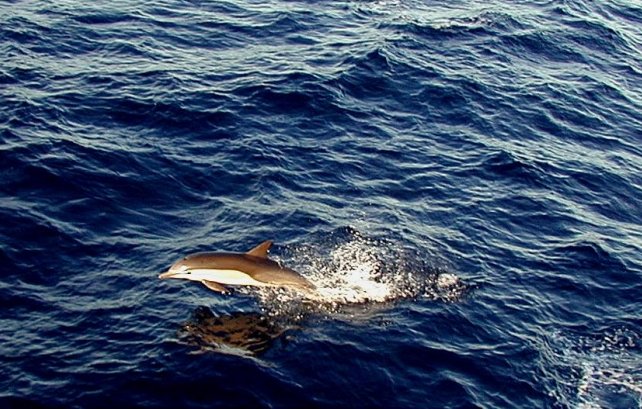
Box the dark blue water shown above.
[2,1,642,408]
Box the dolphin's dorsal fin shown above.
[246,240,272,258]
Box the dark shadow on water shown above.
[178,306,301,356]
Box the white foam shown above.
[247,232,467,314]
[543,328,642,409]
[437,273,460,288]
[304,240,394,304]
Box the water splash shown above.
[539,327,642,409]
[242,227,469,315]
[305,235,397,304]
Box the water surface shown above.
[1,0,642,408]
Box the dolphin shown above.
[158,240,314,294]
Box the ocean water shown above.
[1,0,642,408]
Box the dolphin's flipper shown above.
[246,240,273,259]
[201,280,230,294]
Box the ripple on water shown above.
[537,326,642,408]
[2,0,642,407]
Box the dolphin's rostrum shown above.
[159,240,314,294]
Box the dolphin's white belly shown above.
[189,269,271,286]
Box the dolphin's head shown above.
[158,253,216,282]
[158,256,199,281]
[159,257,191,280]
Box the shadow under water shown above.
[178,306,299,356]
